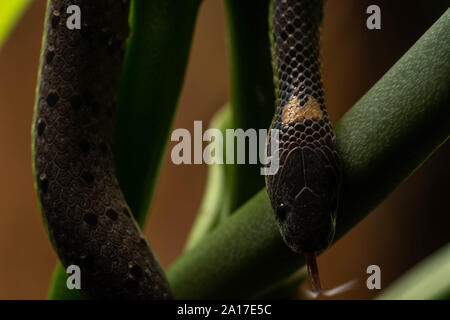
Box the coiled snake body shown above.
[33,0,171,299]
[33,0,339,297]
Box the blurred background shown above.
[0,0,448,299]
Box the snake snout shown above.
[281,209,334,254]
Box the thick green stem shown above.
[184,105,232,250]
[224,0,275,214]
[377,242,450,300]
[115,0,201,225]
[167,9,450,299]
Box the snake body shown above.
[266,0,341,286]
[32,0,171,299]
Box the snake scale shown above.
[32,0,339,297]
[266,0,340,291]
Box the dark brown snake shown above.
[32,0,339,298]
[32,0,171,299]
[266,0,341,292]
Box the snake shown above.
[32,0,171,299]
[266,0,341,292]
[32,0,338,298]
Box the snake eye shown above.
[276,202,287,221]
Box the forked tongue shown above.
[304,252,358,299]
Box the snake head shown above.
[267,145,339,254]
[275,190,336,254]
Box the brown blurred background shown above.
[0,0,448,299]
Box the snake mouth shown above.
[278,220,303,254]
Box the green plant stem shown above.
[187,0,277,245]
[184,105,232,250]
[256,267,307,299]
[224,0,275,214]
[377,242,450,300]
[47,266,83,300]
[47,0,201,299]
[115,0,201,225]
[167,9,450,299]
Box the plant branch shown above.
[224,0,275,214]
[115,0,201,225]
[377,242,450,300]
[184,105,232,250]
